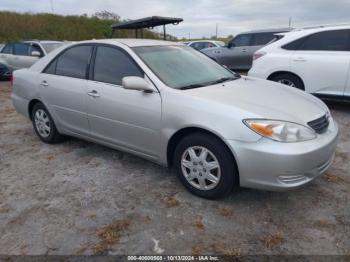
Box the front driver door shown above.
[87,45,162,158]
[222,34,252,70]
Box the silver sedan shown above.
[11,39,339,199]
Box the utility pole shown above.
[188,32,190,40]
[50,0,54,13]
[289,16,292,28]
[216,23,218,39]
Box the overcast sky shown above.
[1,0,350,38]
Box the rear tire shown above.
[173,133,238,199]
[31,102,63,144]
[270,73,304,90]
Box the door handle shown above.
[87,90,100,98]
[293,57,306,62]
[40,81,49,87]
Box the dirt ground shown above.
[0,80,349,256]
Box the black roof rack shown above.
[111,16,183,40]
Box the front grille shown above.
[308,114,329,134]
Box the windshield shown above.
[41,42,64,53]
[133,45,237,89]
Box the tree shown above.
[93,11,120,21]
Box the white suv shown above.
[248,25,350,99]
[0,40,64,78]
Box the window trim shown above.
[42,43,94,79]
[89,43,145,87]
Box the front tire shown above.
[173,133,238,199]
[271,73,304,90]
[31,103,62,144]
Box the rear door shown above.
[39,44,93,135]
[86,44,162,157]
[290,29,350,96]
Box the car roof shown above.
[273,24,350,40]
[189,40,219,43]
[24,40,64,44]
[291,24,350,34]
[79,38,183,47]
[256,24,350,51]
[239,27,293,34]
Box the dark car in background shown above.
[201,28,291,70]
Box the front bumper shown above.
[226,118,339,191]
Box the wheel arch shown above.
[267,71,305,90]
[166,127,239,182]
[28,99,43,120]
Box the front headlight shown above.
[243,119,316,142]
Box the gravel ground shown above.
[0,80,349,256]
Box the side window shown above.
[251,33,276,46]
[55,45,92,79]
[204,42,215,48]
[231,34,251,47]
[29,44,44,57]
[298,30,349,51]
[190,42,204,50]
[93,46,143,86]
[43,59,57,75]
[282,37,306,50]
[1,44,13,54]
[13,43,30,56]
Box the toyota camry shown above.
[11,39,339,199]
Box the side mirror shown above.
[31,51,41,57]
[122,76,155,93]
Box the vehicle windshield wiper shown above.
[179,75,240,90]
[210,76,237,84]
[178,83,205,90]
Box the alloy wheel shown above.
[278,79,296,87]
[181,146,221,191]
[34,109,51,138]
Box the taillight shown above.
[10,74,13,87]
[253,51,266,61]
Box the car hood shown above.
[183,76,328,124]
